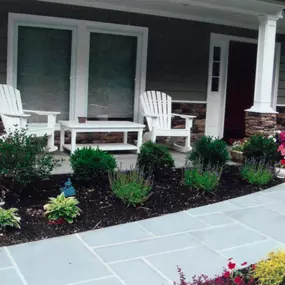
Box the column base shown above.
[245,112,277,137]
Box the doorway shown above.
[223,41,257,140]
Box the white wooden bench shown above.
[59,120,145,154]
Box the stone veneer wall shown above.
[172,102,206,141]
[245,112,277,137]
[277,106,285,130]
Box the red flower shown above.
[234,276,243,285]
[251,264,256,270]
[228,258,233,261]
[281,159,285,165]
[223,271,230,278]
[228,262,236,270]
[241,262,248,266]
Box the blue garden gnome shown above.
[60,178,76,197]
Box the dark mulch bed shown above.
[0,165,283,247]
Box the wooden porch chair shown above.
[0,85,60,152]
[140,91,196,153]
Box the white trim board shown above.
[7,13,148,122]
[36,0,285,34]
[205,33,281,138]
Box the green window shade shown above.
[88,33,137,120]
[17,26,72,121]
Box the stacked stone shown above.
[172,102,206,141]
[276,106,285,131]
[245,111,277,137]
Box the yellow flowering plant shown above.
[254,251,285,285]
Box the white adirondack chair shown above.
[140,91,196,153]
[0,85,60,152]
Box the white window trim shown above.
[205,32,281,138]
[7,13,148,122]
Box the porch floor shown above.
[1,184,285,285]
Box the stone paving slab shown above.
[94,234,199,263]
[195,213,234,226]
[189,223,267,251]
[1,183,285,285]
[7,235,110,285]
[225,206,285,243]
[0,268,25,285]
[147,246,227,281]
[82,277,123,285]
[110,259,170,285]
[138,211,208,236]
[0,248,12,268]
[79,222,152,248]
[220,239,285,265]
[187,200,240,216]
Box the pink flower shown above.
[280,132,285,142]
[223,271,230,278]
[234,276,243,285]
[241,262,248,266]
[228,262,236,270]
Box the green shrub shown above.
[0,207,21,229]
[44,193,81,223]
[70,147,117,181]
[188,136,229,168]
[243,134,279,163]
[254,250,285,285]
[109,168,152,206]
[0,129,60,186]
[137,141,174,176]
[240,159,274,186]
[184,160,222,192]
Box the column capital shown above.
[258,11,283,23]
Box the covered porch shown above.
[1,0,285,143]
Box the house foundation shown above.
[245,111,277,137]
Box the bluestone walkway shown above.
[2,183,285,285]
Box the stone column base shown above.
[245,111,277,137]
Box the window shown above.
[211,46,221,92]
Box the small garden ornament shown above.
[60,178,76,197]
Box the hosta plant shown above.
[44,193,81,224]
[0,207,21,230]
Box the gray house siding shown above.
[0,0,261,103]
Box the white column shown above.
[246,14,282,114]
[73,23,90,120]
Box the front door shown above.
[223,41,257,140]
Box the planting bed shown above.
[0,165,283,247]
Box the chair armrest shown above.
[0,112,30,118]
[172,113,197,119]
[141,113,159,118]
[23,109,61,116]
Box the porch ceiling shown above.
[38,0,285,32]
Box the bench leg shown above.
[137,130,143,153]
[60,126,65,152]
[123,132,128,144]
[71,130,76,154]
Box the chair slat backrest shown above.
[140,91,172,130]
[0,85,24,132]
